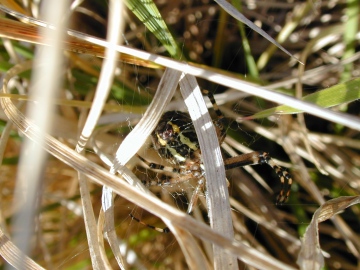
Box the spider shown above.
[132,90,292,232]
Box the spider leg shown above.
[136,154,197,186]
[130,213,170,233]
[202,90,224,120]
[133,154,204,233]
[137,154,178,186]
[137,154,180,174]
[202,90,227,143]
[224,151,292,204]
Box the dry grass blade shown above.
[179,74,237,269]
[0,228,44,269]
[0,15,160,68]
[166,223,212,270]
[104,68,181,268]
[1,1,69,268]
[74,1,126,268]
[297,196,360,270]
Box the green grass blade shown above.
[340,0,359,82]
[250,78,360,119]
[125,0,181,59]
[231,0,259,78]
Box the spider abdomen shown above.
[152,111,200,164]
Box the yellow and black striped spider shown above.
[132,90,292,232]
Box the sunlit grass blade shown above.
[215,0,302,65]
[249,78,360,119]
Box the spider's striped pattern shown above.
[133,91,292,232]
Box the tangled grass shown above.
[0,0,359,269]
